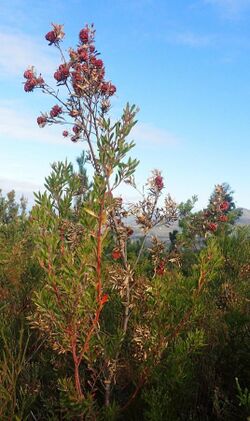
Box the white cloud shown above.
[0,31,57,78]
[0,103,179,150]
[0,178,42,206]
[0,105,65,145]
[131,122,179,146]
[0,178,41,193]
[170,31,215,47]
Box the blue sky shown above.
[0,0,250,209]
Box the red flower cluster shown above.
[91,57,103,69]
[24,23,118,141]
[23,68,44,92]
[45,23,65,45]
[45,31,57,44]
[24,69,33,79]
[50,105,62,118]
[70,55,106,96]
[208,222,217,232]
[156,260,165,276]
[79,28,89,43]
[100,82,116,96]
[67,25,116,98]
[54,64,70,82]
[77,46,88,62]
[154,175,164,191]
[219,201,229,212]
[37,116,47,128]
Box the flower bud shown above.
[37,116,47,127]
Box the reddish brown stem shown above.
[74,361,83,398]
[78,197,106,362]
[71,334,84,398]
[96,196,105,301]
[78,303,103,364]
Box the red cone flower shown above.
[79,28,89,43]
[208,222,217,232]
[24,78,37,92]
[45,30,57,44]
[23,69,34,79]
[45,24,65,45]
[50,105,62,118]
[54,64,69,82]
[37,116,47,127]
[155,175,164,191]
[112,250,122,260]
[219,201,229,211]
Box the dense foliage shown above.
[0,23,249,420]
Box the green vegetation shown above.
[0,179,249,420]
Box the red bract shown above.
[77,47,88,62]
[95,59,103,69]
[112,250,122,260]
[54,64,70,82]
[79,28,89,43]
[54,71,61,82]
[127,228,134,236]
[62,130,69,137]
[100,82,116,96]
[89,45,95,53]
[220,201,229,211]
[219,215,228,222]
[24,78,37,92]
[109,84,116,95]
[208,222,217,232]
[37,116,47,127]
[73,125,80,134]
[23,69,34,79]
[156,261,165,276]
[90,56,96,66]
[50,105,62,118]
[90,56,103,69]
[45,31,57,44]
[72,70,82,84]
[45,23,65,45]
[155,175,164,191]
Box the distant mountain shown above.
[237,208,250,225]
[127,208,250,244]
